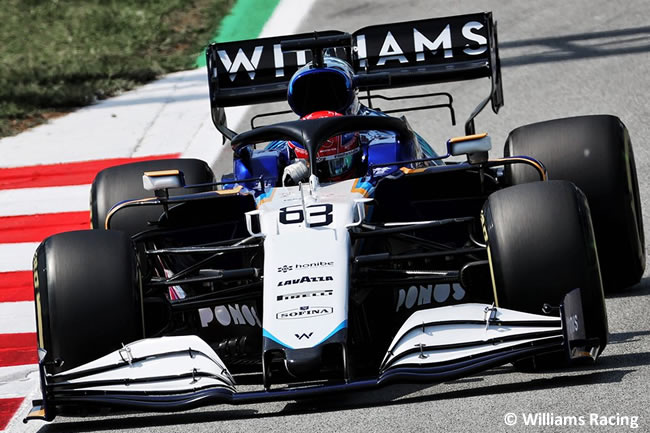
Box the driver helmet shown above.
[287,56,360,116]
[288,111,362,181]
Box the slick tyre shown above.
[91,158,215,237]
[33,230,142,374]
[482,181,608,364]
[504,115,644,290]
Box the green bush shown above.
[0,0,232,137]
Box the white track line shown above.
[259,0,317,38]
[0,185,90,217]
[0,365,38,398]
[181,105,246,170]
[0,302,36,334]
[0,76,197,168]
[5,386,46,433]
[0,243,39,273]
[132,69,216,159]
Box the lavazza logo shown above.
[277,275,333,287]
[277,261,334,273]
[216,20,487,81]
[277,306,334,320]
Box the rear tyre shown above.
[482,181,608,366]
[33,230,141,374]
[91,158,215,237]
[504,115,644,290]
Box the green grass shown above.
[0,0,233,138]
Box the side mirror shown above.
[447,133,492,156]
[142,170,185,192]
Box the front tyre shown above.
[33,230,142,374]
[482,181,608,360]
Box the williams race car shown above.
[26,12,644,422]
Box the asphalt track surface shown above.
[36,0,650,432]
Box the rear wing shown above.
[206,12,502,137]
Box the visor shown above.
[317,147,360,178]
[288,68,355,117]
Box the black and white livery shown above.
[26,12,644,422]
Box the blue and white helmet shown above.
[287,56,360,117]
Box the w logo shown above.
[217,46,263,81]
[295,332,313,340]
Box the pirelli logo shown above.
[277,290,334,301]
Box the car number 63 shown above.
[279,204,333,227]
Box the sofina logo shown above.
[276,306,334,320]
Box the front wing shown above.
[25,289,596,422]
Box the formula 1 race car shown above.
[26,12,644,422]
